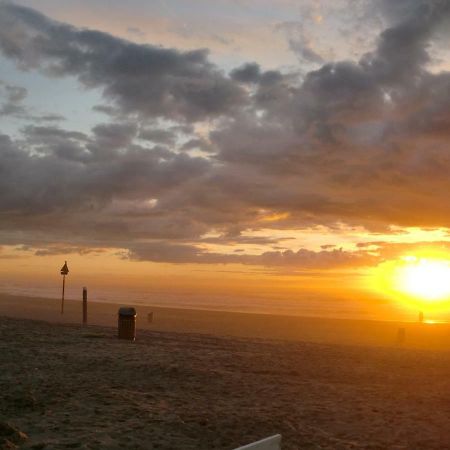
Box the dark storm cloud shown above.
[0,2,245,122]
[0,1,450,268]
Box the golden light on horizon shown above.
[394,258,450,301]
[371,251,450,317]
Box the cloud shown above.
[16,244,106,257]
[0,79,66,122]
[138,127,176,146]
[0,1,450,269]
[210,0,450,230]
[359,240,450,261]
[0,127,209,218]
[127,241,377,269]
[0,80,27,117]
[0,2,246,122]
[276,21,325,65]
[230,63,262,84]
[180,138,213,153]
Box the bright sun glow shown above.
[370,252,450,317]
[394,258,450,301]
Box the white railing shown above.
[234,434,282,450]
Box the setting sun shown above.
[394,258,450,301]
[370,251,450,316]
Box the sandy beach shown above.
[1,315,450,449]
[0,294,450,449]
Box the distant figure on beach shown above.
[418,311,424,323]
[397,327,406,344]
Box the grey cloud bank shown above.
[0,0,449,267]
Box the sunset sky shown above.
[1,0,450,320]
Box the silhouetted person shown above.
[397,328,406,344]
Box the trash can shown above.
[118,307,136,341]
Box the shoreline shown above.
[0,289,439,324]
[0,287,430,323]
[1,292,450,350]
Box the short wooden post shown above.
[148,312,153,324]
[61,275,66,314]
[83,287,88,325]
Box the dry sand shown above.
[1,316,450,449]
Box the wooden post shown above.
[61,275,65,314]
[83,287,88,325]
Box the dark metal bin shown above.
[118,307,136,341]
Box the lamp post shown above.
[60,261,69,314]
[83,287,87,324]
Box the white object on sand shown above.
[234,434,282,450]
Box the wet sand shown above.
[0,293,450,350]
